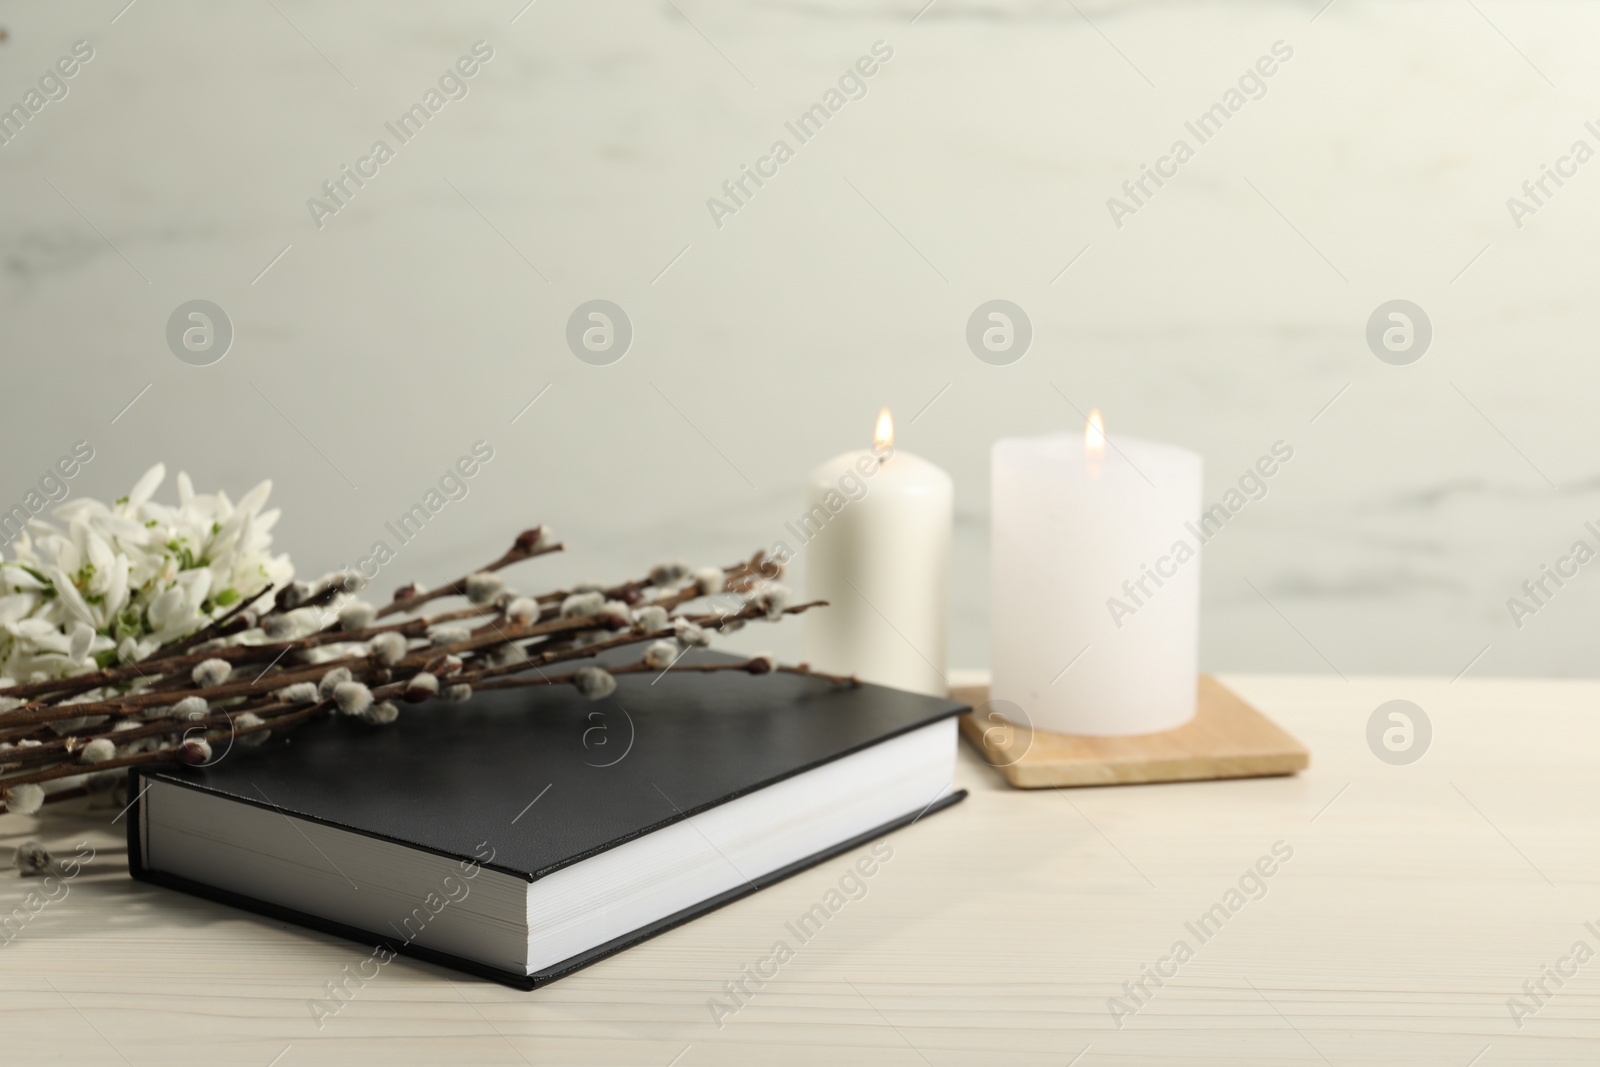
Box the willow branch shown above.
[0,699,332,795]
[458,600,829,685]
[471,656,852,693]
[0,537,806,812]
[142,582,280,663]
[376,531,561,618]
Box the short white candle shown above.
[990,411,1202,735]
[801,409,952,696]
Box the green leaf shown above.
[165,539,199,571]
[94,648,119,669]
[11,563,51,586]
[213,587,239,607]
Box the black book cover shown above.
[127,650,969,988]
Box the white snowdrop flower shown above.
[275,681,319,704]
[753,583,793,619]
[573,666,617,701]
[68,621,95,663]
[318,667,353,699]
[333,681,373,716]
[7,783,45,815]
[234,711,269,746]
[405,672,440,700]
[430,625,472,647]
[505,597,540,624]
[13,840,51,875]
[746,652,777,675]
[80,738,117,763]
[560,591,605,619]
[174,696,208,720]
[177,738,213,765]
[370,631,408,666]
[673,618,711,648]
[599,600,632,626]
[359,701,399,726]
[650,560,691,585]
[338,601,377,632]
[465,572,504,606]
[694,567,725,596]
[633,605,669,632]
[192,657,232,688]
[643,640,679,670]
[117,637,141,665]
[444,683,472,703]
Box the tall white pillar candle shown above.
[802,409,952,696]
[990,412,1202,735]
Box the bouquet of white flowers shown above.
[0,464,293,685]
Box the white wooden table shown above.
[3,675,1595,1065]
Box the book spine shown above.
[124,766,150,876]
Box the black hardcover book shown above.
[127,651,967,989]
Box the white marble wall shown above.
[4,0,1600,678]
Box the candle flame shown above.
[1085,408,1105,477]
[1085,408,1106,458]
[874,407,894,454]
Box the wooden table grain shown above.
[3,675,1594,1065]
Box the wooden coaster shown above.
[953,675,1309,789]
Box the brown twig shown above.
[142,582,279,663]
[0,701,301,771]
[376,531,561,618]
[0,616,446,704]
[0,699,334,799]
